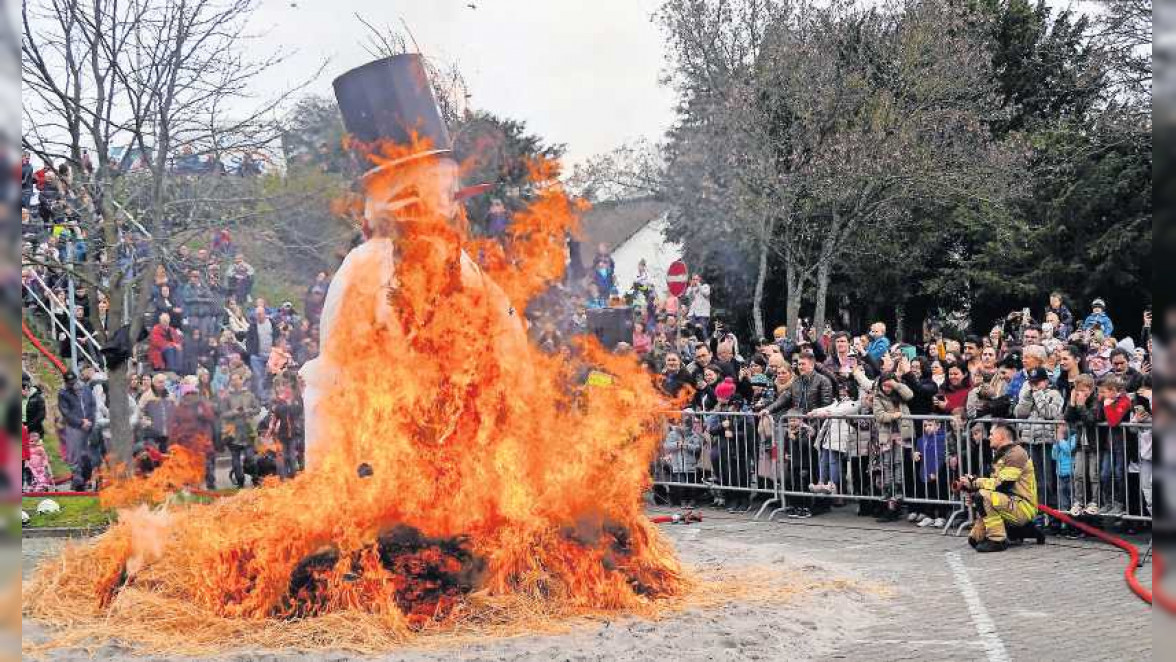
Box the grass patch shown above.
[21,496,113,529]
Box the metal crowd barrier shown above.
[652,410,780,519]
[969,418,1153,523]
[651,410,1152,534]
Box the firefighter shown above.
[957,423,1038,552]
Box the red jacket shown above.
[147,323,182,370]
[1100,393,1132,427]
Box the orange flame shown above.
[26,136,684,645]
[99,446,208,510]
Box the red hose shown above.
[1039,504,1164,609]
[22,319,68,374]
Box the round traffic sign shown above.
[666,260,689,297]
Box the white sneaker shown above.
[1068,503,1083,517]
[932,517,946,528]
[907,512,922,523]
[826,482,839,495]
[916,516,935,527]
[1084,503,1100,516]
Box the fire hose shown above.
[1037,503,1166,609]
[952,475,1165,610]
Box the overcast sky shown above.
[249,0,677,167]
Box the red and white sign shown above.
[666,260,689,297]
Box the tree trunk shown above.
[785,259,803,335]
[894,302,906,344]
[813,256,831,336]
[751,224,771,340]
[106,366,133,469]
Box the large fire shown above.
[23,140,686,653]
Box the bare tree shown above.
[658,0,1020,335]
[566,139,664,203]
[22,0,320,470]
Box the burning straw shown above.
[24,144,697,655]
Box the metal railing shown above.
[651,409,1152,534]
[652,410,780,519]
[22,268,105,371]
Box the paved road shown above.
[21,506,1155,661]
[649,506,1153,662]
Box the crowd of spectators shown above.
[637,277,1151,535]
[20,152,318,492]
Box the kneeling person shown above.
[958,424,1038,552]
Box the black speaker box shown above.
[587,308,634,349]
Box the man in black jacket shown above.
[57,371,97,490]
[761,350,833,416]
[660,352,693,398]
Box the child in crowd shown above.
[23,433,54,493]
[1051,422,1079,537]
[1064,374,1099,515]
[658,410,704,507]
[1096,376,1132,517]
[808,381,859,495]
[908,419,948,528]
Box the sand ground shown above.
[20,504,1155,661]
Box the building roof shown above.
[575,197,669,265]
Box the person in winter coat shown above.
[658,410,704,506]
[268,381,305,478]
[220,372,260,488]
[169,378,218,489]
[1095,376,1132,517]
[21,373,46,437]
[934,363,972,414]
[909,419,949,528]
[808,382,860,494]
[854,366,913,520]
[1013,367,1064,509]
[865,322,891,362]
[690,364,722,412]
[902,357,938,415]
[147,312,183,372]
[1063,374,1100,515]
[706,378,755,513]
[966,357,1012,419]
[57,371,97,490]
[685,275,712,339]
[1045,292,1074,339]
[659,352,694,399]
[760,350,833,416]
[1051,422,1076,525]
[1013,368,1064,443]
[1080,298,1114,338]
[137,373,177,453]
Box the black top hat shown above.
[332,55,452,160]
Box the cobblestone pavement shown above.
[21,505,1154,661]
[649,505,1153,662]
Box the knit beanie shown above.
[715,377,736,401]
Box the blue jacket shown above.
[866,336,891,362]
[57,384,97,430]
[1005,370,1026,401]
[915,430,946,481]
[1081,311,1114,337]
[1051,432,1076,478]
